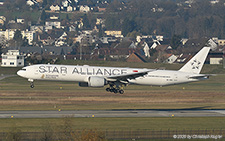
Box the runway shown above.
[0,74,16,81]
[1,109,225,118]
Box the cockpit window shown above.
[22,68,26,71]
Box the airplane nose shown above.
[17,70,26,77]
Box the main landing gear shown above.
[105,83,125,94]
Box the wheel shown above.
[113,89,118,94]
[119,90,124,94]
[106,88,110,92]
[30,82,34,88]
[109,88,114,92]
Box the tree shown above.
[13,30,23,42]
[170,34,181,50]
[0,44,2,55]
[82,14,91,29]
[122,18,137,36]
[40,10,47,24]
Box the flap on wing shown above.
[189,74,214,79]
[106,70,153,82]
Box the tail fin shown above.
[179,47,210,74]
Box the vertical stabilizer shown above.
[179,47,210,74]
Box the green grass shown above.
[0,74,224,111]
[0,117,225,132]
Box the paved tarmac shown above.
[0,74,16,81]
[0,109,225,118]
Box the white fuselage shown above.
[17,64,203,86]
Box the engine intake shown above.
[79,76,107,87]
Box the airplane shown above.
[17,47,211,94]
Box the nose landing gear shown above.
[28,79,34,88]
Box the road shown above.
[0,109,225,118]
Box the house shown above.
[50,5,61,11]
[98,7,106,12]
[208,46,225,64]
[175,54,192,64]
[62,0,69,7]
[0,29,35,45]
[96,18,105,25]
[19,46,72,56]
[27,0,35,6]
[105,30,123,38]
[164,54,178,64]
[0,16,6,25]
[210,0,219,5]
[21,30,35,45]
[127,52,146,63]
[143,42,150,58]
[30,25,44,34]
[16,19,25,24]
[129,42,137,49]
[155,45,172,52]
[50,15,59,20]
[1,50,24,67]
[0,29,16,41]
[218,39,225,46]
[45,20,61,29]
[67,5,74,12]
[79,5,90,13]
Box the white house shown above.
[21,30,35,45]
[165,54,178,64]
[0,29,16,41]
[67,5,74,12]
[45,20,61,29]
[79,5,90,13]
[27,0,34,6]
[143,42,150,58]
[0,16,6,25]
[0,29,34,45]
[50,5,61,11]
[17,18,25,24]
[1,50,24,67]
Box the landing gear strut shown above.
[30,82,34,88]
[28,79,34,88]
[106,83,125,94]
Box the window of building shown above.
[10,62,14,65]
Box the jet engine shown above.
[79,76,107,87]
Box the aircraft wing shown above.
[106,70,153,82]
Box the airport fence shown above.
[0,129,224,140]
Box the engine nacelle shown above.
[79,76,107,87]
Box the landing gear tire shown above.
[109,88,113,93]
[106,88,110,92]
[113,89,118,94]
[119,90,124,94]
[30,82,34,88]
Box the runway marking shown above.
[0,110,225,118]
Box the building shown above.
[0,29,16,41]
[1,50,24,67]
[0,29,35,45]
[105,30,123,38]
[21,30,35,45]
